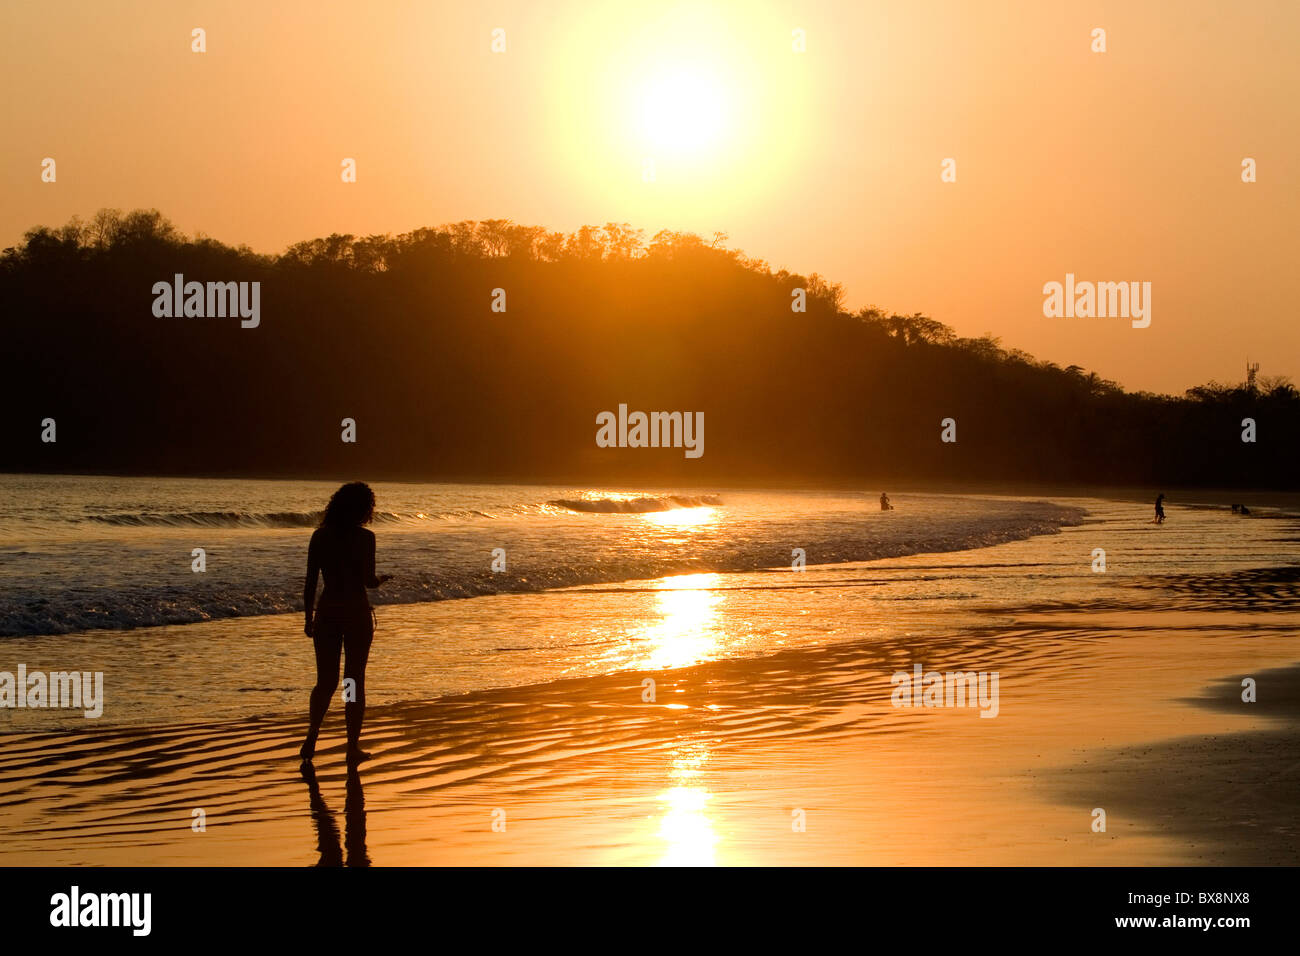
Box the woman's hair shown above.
[321,481,376,528]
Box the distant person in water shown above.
[880,492,893,511]
[1154,493,1166,524]
[301,482,391,766]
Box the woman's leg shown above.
[302,625,344,760]
[342,613,375,758]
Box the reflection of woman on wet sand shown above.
[301,482,392,766]
[301,764,369,867]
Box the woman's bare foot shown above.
[345,746,371,766]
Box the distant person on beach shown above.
[301,482,391,766]
[1154,493,1166,524]
[880,492,893,511]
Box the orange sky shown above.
[2,0,1296,393]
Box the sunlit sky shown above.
[2,0,1297,393]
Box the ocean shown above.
[3,475,1292,733]
[0,475,1081,637]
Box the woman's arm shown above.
[304,531,320,635]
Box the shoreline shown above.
[0,487,1084,641]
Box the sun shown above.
[544,1,812,211]
[637,64,729,157]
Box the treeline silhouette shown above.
[2,209,1296,488]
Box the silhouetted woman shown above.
[301,482,391,766]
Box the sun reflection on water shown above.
[642,505,717,529]
[656,746,717,866]
[636,572,722,670]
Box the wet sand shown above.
[0,613,1296,865]
[1051,662,1300,865]
[1,500,1297,865]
